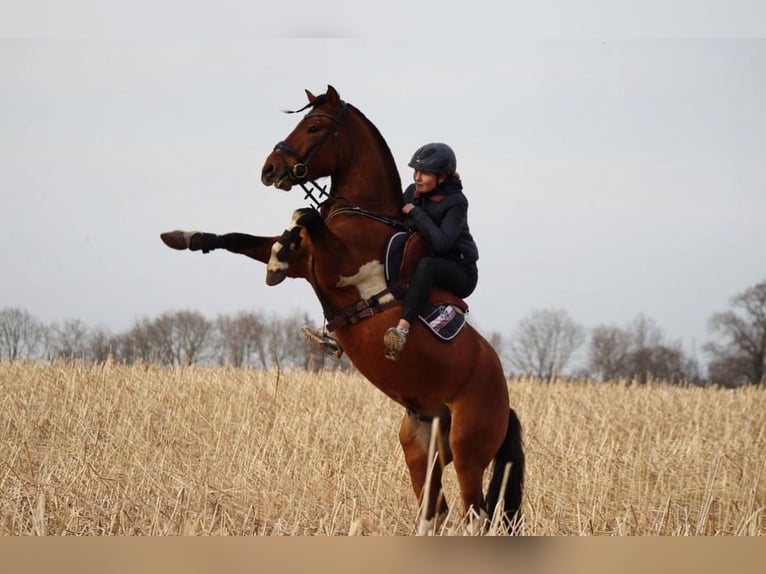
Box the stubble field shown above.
[1,361,763,535]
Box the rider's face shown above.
[413,170,444,194]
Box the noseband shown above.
[273,101,348,206]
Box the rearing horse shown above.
[161,86,524,533]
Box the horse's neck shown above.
[331,167,402,216]
[331,115,402,216]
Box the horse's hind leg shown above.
[449,401,508,530]
[398,411,452,534]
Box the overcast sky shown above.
[2,4,765,366]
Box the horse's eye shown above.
[308,125,321,134]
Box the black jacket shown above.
[403,179,479,268]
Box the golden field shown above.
[1,361,763,535]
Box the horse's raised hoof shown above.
[160,230,197,250]
[265,269,287,286]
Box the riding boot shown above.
[383,326,408,361]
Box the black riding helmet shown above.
[408,142,457,176]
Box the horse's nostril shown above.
[262,163,274,177]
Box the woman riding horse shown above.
[384,142,479,361]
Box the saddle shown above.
[384,232,468,341]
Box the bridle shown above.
[273,99,409,232]
[272,100,348,207]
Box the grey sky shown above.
[2,1,765,38]
[1,21,765,366]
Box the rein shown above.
[324,205,410,231]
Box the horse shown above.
[161,85,524,534]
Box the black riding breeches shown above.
[401,257,478,324]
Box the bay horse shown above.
[161,86,524,534]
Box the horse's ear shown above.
[325,85,340,110]
[305,89,317,103]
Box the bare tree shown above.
[487,330,512,375]
[174,310,213,365]
[116,310,325,369]
[86,326,116,363]
[214,311,269,368]
[628,314,664,350]
[149,310,213,366]
[625,315,685,384]
[266,311,321,370]
[113,318,157,364]
[46,319,90,360]
[588,325,631,381]
[508,308,585,380]
[0,307,43,360]
[706,354,752,388]
[704,279,766,386]
[587,314,696,384]
[627,343,685,384]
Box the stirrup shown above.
[302,325,344,359]
[383,327,408,361]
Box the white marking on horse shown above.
[267,211,303,274]
[336,260,394,303]
[411,417,434,453]
[464,508,489,536]
[416,511,447,536]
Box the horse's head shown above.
[261,85,347,192]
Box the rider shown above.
[383,142,479,360]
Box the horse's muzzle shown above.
[261,160,294,191]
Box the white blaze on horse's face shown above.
[336,260,394,303]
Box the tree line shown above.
[2,279,764,386]
[495,278,766,386]
[0,308,345,372]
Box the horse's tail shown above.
[486,407,525,529]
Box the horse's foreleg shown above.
[161,231,276,264]
[398,411,451,534]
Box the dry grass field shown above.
[1,360,763,536]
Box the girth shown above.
[325,285,401,332]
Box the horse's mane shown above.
[296,95,402,193]
[345,102,402,192]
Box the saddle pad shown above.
[418,303,466,341]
